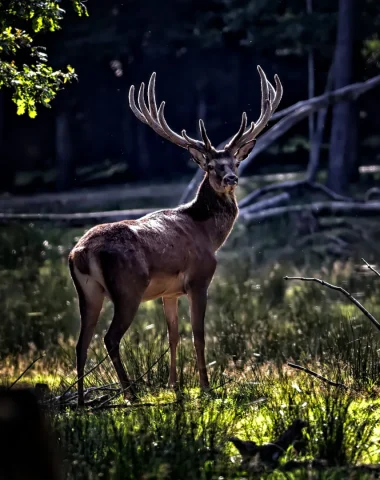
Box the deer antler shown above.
[225,65,283,154]
[129,72,212,153]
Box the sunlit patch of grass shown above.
[47,364,380,479]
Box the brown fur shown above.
[69,65,283,405]
[69,171,240,405]
[69,174,238,303]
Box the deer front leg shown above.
[187,287,210,391]
[162,297,179,389]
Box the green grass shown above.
[3,215,380,478]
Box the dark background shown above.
[1,0,380,194]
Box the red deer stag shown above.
[69,66,283,406]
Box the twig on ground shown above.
[362,258,380,279]
[58,352,110,402]
[83,384,120,396]
[284,275,380,332]
[94,347,169,409]
[287,362,348,389]
[8,354,45,390]
[93,401,178,411]
[205,377,236,394]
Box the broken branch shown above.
[284,275,380,332]
[362,258,380,279]
[287,362,347,389]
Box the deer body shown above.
[71,174,237,301]
[69,67,282,405]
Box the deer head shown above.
[129,67,283,194]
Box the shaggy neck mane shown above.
[179,172,239,250]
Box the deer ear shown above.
[188,147,208,170]
[234,139,256,162]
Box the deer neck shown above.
[180,173,239,251]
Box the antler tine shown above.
[225,112,248,151]
[129,73,209,152]
[250,65,271,136]
[147,72,159,121]
[199,119,212,151]
[249,68,283,138]
[256,65,269,126]
[271,74,283,115]
[268,80,276,104]
[158,103,204,149]
[233,66,283,150]
[136,82,172,140]
[128,85,149,125]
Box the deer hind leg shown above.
[162,297,179,389]
[99,251,149,401]
[70,265,104,407]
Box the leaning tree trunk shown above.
[327,0,356,194]
[307,62,335,182]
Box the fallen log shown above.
[2,200,380,228]
[240,201,380,224]
[0,182,184,213]
[0,208,155,227]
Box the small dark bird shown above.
[229,419,308,468]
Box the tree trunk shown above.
[327,0,356,194]
[55,112,73,191]
[306,62,335,182]
[346,100,359,182]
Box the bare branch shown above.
[94,347,169,409]
[284,275,380,332]
[287,362,347,389]
[8,355,45,390]
[58,352,110,402]
[362,258,380,279]
[269,74,380,123]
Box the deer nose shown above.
[223,173,238,186]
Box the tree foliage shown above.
[0,0,87,117]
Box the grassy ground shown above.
[2,237,380,478]
[3,175,380,478]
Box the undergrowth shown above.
[2,223,380,478]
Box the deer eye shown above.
[208,164,215,171]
